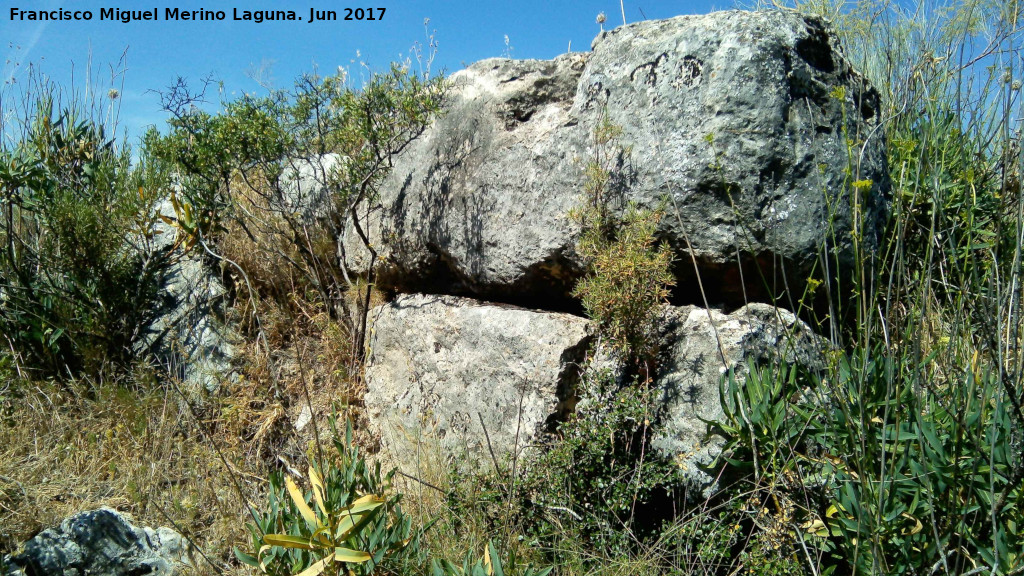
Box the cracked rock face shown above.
[653,303,827,490]
[342,10,887,308]
[363,295,827,489]
[364,293,593,469]
[2,507,191,576]
[140,199,238,394]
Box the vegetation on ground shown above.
[0,74,173,378]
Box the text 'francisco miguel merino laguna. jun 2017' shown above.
[8,7,387,24]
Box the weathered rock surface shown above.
[2,507,191,576]
[342,10,887,307]
[142,198,239,393]
[364,293,593,468]
[653,303,827,489]
[279,153,343,224]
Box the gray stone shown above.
[279,153,343,225]
[364,293,593,469]
[142,198,239,394]
[143,153,344,393]
[653,303,827,490]
[341,10,887,307]
[341,53,590,308]
[2,507,192,576]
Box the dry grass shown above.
[0,164,375,571]
[0,372,252,570]
[0,290,364,573]
[391,439,545,573]
[341,400,542,568]
[0,166,361,571]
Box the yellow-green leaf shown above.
[335,511,374,542]
[263,533,315,551]
[902,513,923,535]
[286,476,321,530]
[296,552,335,576]
[344,494,385,515]
[311,525,333,547]
[257,544,273,573]
[334,547,372,563]
[801,518,830,538]
[309,465,327,517]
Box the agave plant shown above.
[255,466,384,575]
[236,419,415,576]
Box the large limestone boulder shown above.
[343,10,887,307]
[364,294,593,469]
[653,303,827,489]
[2,507,192,576]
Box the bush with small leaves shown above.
[523,370,684,555]
[574,206,674,365]
[571,114,674,367]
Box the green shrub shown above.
[237,418,418,576]
[0,81,171,377]
[657,492,807,576]
[149,65,446,365]
[523,370,683,555]
[574,207,675,365]
[571,114,675,366]
[716,348,1023,574]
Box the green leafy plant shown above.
[817,351,1022,574]
[574,207,675,365]
[716,348,1024,575]
[0,77,172,377]
[524,370,683,554]
[237,419,417,576]
[571,114,675,366]
[430,541,552,576]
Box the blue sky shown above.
[1,1,726,141]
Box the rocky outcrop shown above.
[142,198,239,393]
[364,294,593,469]
[342,10,887,308]
[2,507,192,576]
[362,293,825,484]
[652,303,827,489]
